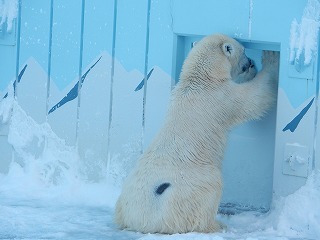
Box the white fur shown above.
[115,34,279,234]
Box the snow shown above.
[0,91,320,239]
[0,0,18,32]
[277,171,320,237]
[289,0,320,66]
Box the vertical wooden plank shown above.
[0,1,17,95]
[15,1,51,123]
[47,1,82,146]
[77,0,115,180]
[316,36,320,171]
[143,0,173,149]
[107,0,148,183]
[19,1,51,70]
[0,83,12,174]
[0,1,18,174]
[0,46,15,96]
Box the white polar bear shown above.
[115,34,279,234]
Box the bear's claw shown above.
[262,50,280,72]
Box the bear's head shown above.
[180,34,256,86]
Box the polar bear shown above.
[115,34,279,234]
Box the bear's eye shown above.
[242,66,247,72]
[226,45,232,53]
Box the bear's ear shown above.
[222,43,234,57]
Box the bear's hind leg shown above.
[202,220,226,233]
[114,197,127,229]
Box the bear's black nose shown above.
[242,59,254,72]
[249,59,254,68]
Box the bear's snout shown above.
[242,58,254,73]
[249,58,254,68]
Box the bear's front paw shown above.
[262,51,280,73]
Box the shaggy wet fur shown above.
[115,34,279,234]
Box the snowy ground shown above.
[1,170,319,240]
[0,181,142,240]
[0,95,319,240]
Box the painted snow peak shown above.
[0,84,77,187]
[2,64,27,99]
[48,56,102,114]
[134,68,154,91]
[0,93,119,207]
[289,0,320,68]
[7,102,79,187]
[0,0,18,32]
[282,97,314,132]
